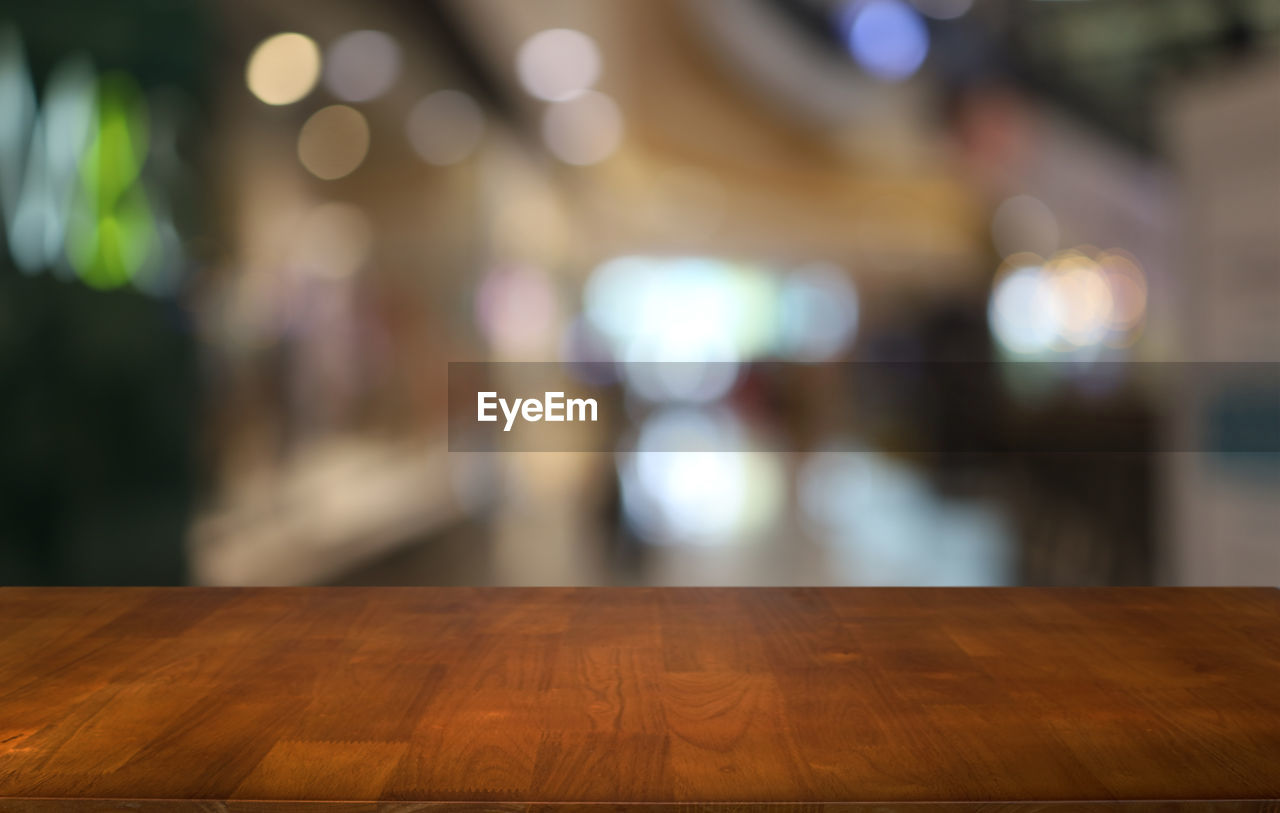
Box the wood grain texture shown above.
[0,587,1277,811]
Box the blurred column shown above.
[1162,54,1280,585]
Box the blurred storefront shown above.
[1,0,1276,586]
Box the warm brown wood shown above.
[0,587,1277,811]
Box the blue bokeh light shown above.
[843,0,930,82]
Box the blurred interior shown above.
[1,0,1276,587]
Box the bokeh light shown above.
[989,248,1148,357]
[585,256,774,368]
[584,255,863,378]
[66,72,156,290]
[297,104,370,180]
[245,32,320,106]
[777,263,859,361]
[844,0,930,82]
[0,31,191,296]
[799,450,1013,585]
[3,0,1274,597]
[291,202,373,278]
[8,55,95,274]
[620,408,783,545]
[406,90,484,166]
[541,90,623,165]
[1098,249,1148,330]
[475,263,558,357]
[516,28,601,102]
[324,30,400,103]
[623,356,741,404]
[988,258,1060,355]
[1046,252,1113,347]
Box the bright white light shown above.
[615,260,743,400]
[585,255,780,378]
[620,409,782,545]
[246,32,320,105]
[324,30,400,103]
[777,263,859,360]
[988,264,1060,354]
[541,90,622,165]
[297,105,370,180]
[586,257,743,401]
[406,90,484,166]
[625,259,742,360]
[845,0,930,82]
[991,194,1059,258]
[516,28,601,102]
[584,255,657,349]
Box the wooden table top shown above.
[1,587,1278,811]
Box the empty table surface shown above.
[0,587,1278,811]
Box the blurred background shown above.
[0,0,1276,587]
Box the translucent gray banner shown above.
[447,361,1280,455]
